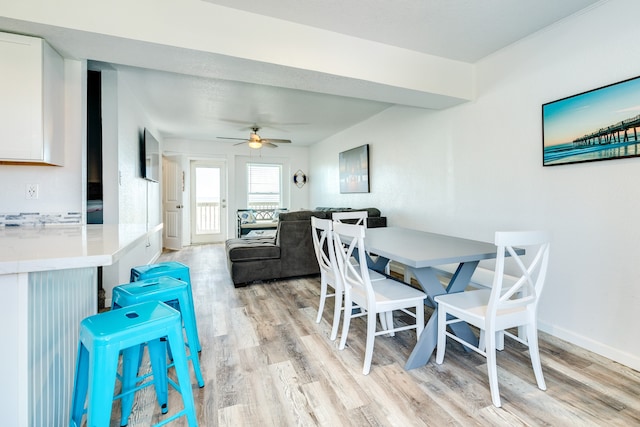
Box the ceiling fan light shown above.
[248,141,262,149]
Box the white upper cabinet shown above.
[0,32,64,165]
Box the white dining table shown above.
[364,226,516,370]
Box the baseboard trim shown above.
[538,321,640,371]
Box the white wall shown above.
[310,0,640,371]
[100,67,163,304]
[164,138,310,242]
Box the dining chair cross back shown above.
[434,230,551,407]
[331,210,368,226]
[333,210,393,277]
[332,221,426,375]
[311,216,343,341]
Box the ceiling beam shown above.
[0,0,475,109]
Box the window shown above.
[247,163,282,209]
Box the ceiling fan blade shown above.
[261,138,292,144]
[217,136,248,141]
[262,142,279,148]
[233,141,248,146]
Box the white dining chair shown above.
[332,210,368,226]
[311,216,386,341]
[434,230,551,407]
[332,221,426,375]
[310,216,343,341]
[332,211,387,280]
[332,210,393,332]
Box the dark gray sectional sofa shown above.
[225,207,386,287]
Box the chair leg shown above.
[378,312,395,337]
[479,330,504,352]
[182,303,206,388]
[415,304,424,339]
[362,310,377,375]
[404,269,412,284]
[70,343,90,426]
[316,276,328,324]
[435,307,447,364]
[147,338,169,414]
[526,323,547,391]
[166,324,199,426]
[87,348,120,427]
[330,288,342,341]
[485,329,502,407]
[385,312,395,336]
[120,345,143,425]
[338,296,352,350]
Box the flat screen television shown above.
[339,144,370,193]
[141,128,160,182]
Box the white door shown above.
[163,156,184,250]
[190,160,227,244]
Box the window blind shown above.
[247,163,282,207]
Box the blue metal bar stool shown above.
[112,276,205,389]
[69,300,198,427]
[130,261,201,352]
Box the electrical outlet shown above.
[26,184,39,200]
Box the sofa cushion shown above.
[226,237,280,262]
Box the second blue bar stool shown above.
[130,261,202,352]
[112,276,205,390]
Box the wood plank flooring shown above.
[110,243,640,426]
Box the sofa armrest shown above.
[276,219,320,277]
[366,217,386,228]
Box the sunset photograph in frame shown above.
[543,75,640,166]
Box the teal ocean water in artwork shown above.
[544,139,640,165]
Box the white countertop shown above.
[0,223,163,274]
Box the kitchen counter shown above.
[0,223,162,427]
[0,223,162,274]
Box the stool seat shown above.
[112,276,205,389]
[70,300,198,427]
[130,262,201,353]
[129,261,190,282]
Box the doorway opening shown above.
[190,160,227,244]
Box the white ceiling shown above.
[0,0,602,146]
[204,0,601,62]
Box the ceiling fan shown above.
[217,126,292,149]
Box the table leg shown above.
[365,253,390,273]
[404,262,480,370]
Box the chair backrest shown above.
[488,231,551,322]
[332,221,375,307]
[332,211,368,227]
[311,216,339,280]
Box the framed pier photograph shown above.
[542,75,640,166]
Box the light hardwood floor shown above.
[111,243,640,426]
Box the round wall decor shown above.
[293,170,307,188]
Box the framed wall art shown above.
[542,75,640,166]
[339,144,369,193]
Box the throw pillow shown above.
[272,208,287,222]
[238,210,256,224]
